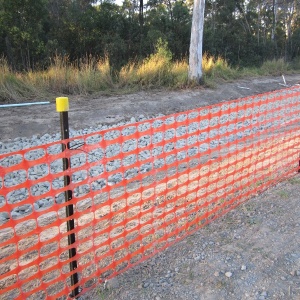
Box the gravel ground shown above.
[82,178,300,300]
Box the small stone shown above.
[214,271,220,277]
[295,270,300,276]
[0,212,9,222]
[11,211,21,219]
[241,265,247,271]
[258,296,265,300]
[225,272,233,278]
[260,291,267,297]
[106,277,119,290]
[143,282,150,288]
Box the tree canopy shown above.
[0,0,299,71]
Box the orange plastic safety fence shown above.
[1,87,300,299]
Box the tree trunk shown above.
[257,0,261,45]
[188,0,205,83]
[139,0,143,27]
[5,36,15,71]
[272,0,278,41]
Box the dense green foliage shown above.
[0,0,299,72]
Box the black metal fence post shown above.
[56,97,79,298]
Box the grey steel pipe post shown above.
[56,97,79,298]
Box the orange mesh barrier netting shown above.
[1,86,300,299]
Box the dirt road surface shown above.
[1,74,300,142]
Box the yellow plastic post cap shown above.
[56,97,69,112]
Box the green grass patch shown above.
[260,58,291,75]
[278,190,289,199]
[287,177,300,185]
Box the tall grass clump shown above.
[0,58,39,102]
[118,62,138,89]
[202,53,238,83]
[170,60,189,88]
[30,55,114,95]
[119,39,174,88]
[0,55,116,102]
[259,58,291,75]
[28,56,76,94]
[137,39,173,87]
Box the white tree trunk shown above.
[272,0,278,41]
[188,0,205,82]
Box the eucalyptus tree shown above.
[188,0,205,82]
